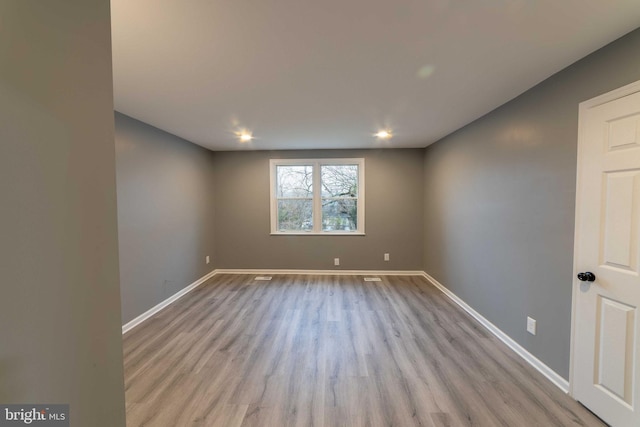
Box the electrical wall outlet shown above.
[384,253,390,261]
[334,258,340,266]
[206,255,210,264]
[527,316,537,335]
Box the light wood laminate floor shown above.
[123,274,604,427]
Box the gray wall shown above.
[115,113,216,324]
[423,28,640,380]
[213,149,424,270]
[0,1,126,426]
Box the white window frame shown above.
[270,158,365,235]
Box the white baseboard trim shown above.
[421,272,570,393]
[214,268,425,276]
[122,269,217,334]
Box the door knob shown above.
[577,272,596,282]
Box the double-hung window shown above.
[270,158,365,234]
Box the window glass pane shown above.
[276,165,313,198]
[322,199,357,231]
[278,199,313,231]
[321,165,358,198]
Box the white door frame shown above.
[569,79,640,397]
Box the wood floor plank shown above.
[123,274,605,427]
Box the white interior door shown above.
[572,81,640,427]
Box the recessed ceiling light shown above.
[375,130,392,139]
[238,131,253,142]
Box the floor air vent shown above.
[363,277,382,282]
[254,276,272,281]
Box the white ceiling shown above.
[111,0,640,151]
